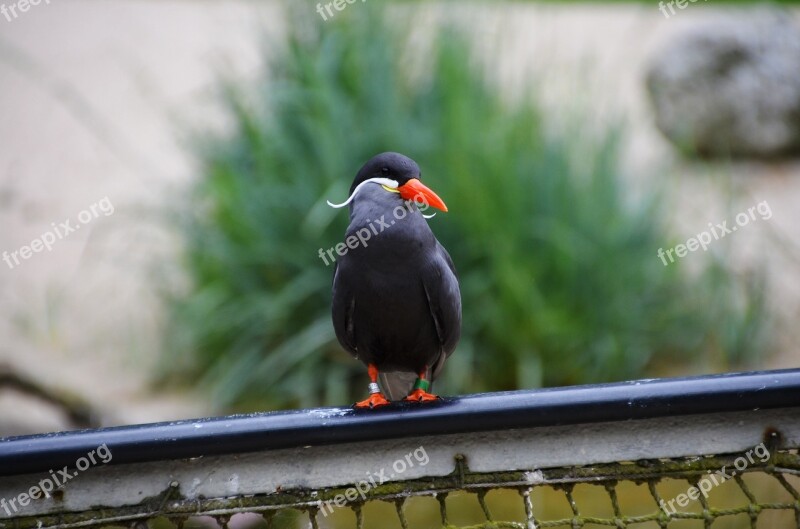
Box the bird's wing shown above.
[331,261,358,357]
[422,241,462,380]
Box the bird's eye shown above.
[381,167,390,176]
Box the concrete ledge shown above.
[0,407,797,520]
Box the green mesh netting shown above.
[8,447,799,529]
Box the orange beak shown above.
[397,178,448,212]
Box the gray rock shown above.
[646,11,800,158]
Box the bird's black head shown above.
[328,152,447,213]
[350,152,421,195]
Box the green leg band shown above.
[413,378,430,392]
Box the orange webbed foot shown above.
[354,392,391,409]
[404,389,439,403]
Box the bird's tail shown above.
[378,371,420,401]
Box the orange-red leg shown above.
[354,364,391,409]
[404,370,439,403]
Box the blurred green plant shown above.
[163,4,771,411]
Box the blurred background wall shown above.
[1,0,799,436]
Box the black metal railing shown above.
[2,368,799,476]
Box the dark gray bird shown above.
[328,152,461,408]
